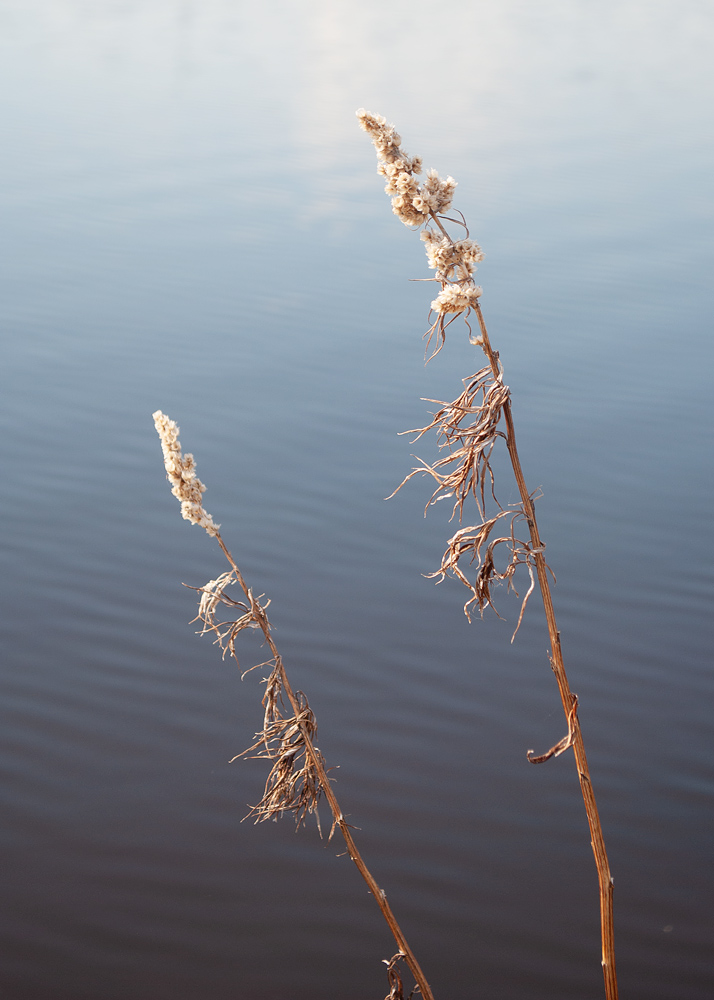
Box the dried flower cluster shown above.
[357,108,484,355]
[420,230,484,279]
[357,108,456,225]
[153,411,220,536]
[430,282,483,318]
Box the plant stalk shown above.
[215,534,435,1000]
[474,303,618,1000]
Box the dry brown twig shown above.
[357,109,618,1000]
[152,410,432,1000]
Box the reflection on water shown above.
[1,2,713,998]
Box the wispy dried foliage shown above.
[188,573,324,828]
[428,506,549,639]
[390,364,510,521]
[235,687,325,829]
[386,357,546,635]
[188,571,263,664]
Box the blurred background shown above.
[1,1,713,998]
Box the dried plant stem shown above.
[213,534,435,1000]
[473,304,618,1000]
[153,408,433,997]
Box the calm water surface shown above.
[1,2,713,998]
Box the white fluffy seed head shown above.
[421,230,485,277]
[358,109,486,318]
[431,283,483,315]
[357,109,445,227]
[153,411,220,537]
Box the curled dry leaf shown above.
[187,571,270,666]
[527,693,580,764]
[383,952,417,1000]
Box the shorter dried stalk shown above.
[154,413,435,1000]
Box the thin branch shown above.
[154,407,434,1000]
[208,533,435,1000]
[474,303,617,998]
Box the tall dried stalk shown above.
[152,411,434,1000]
[358,110,618,1000]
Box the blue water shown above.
[1,2,713,998]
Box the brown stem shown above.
[214,534,435,1000]
[473,303,618,1000]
